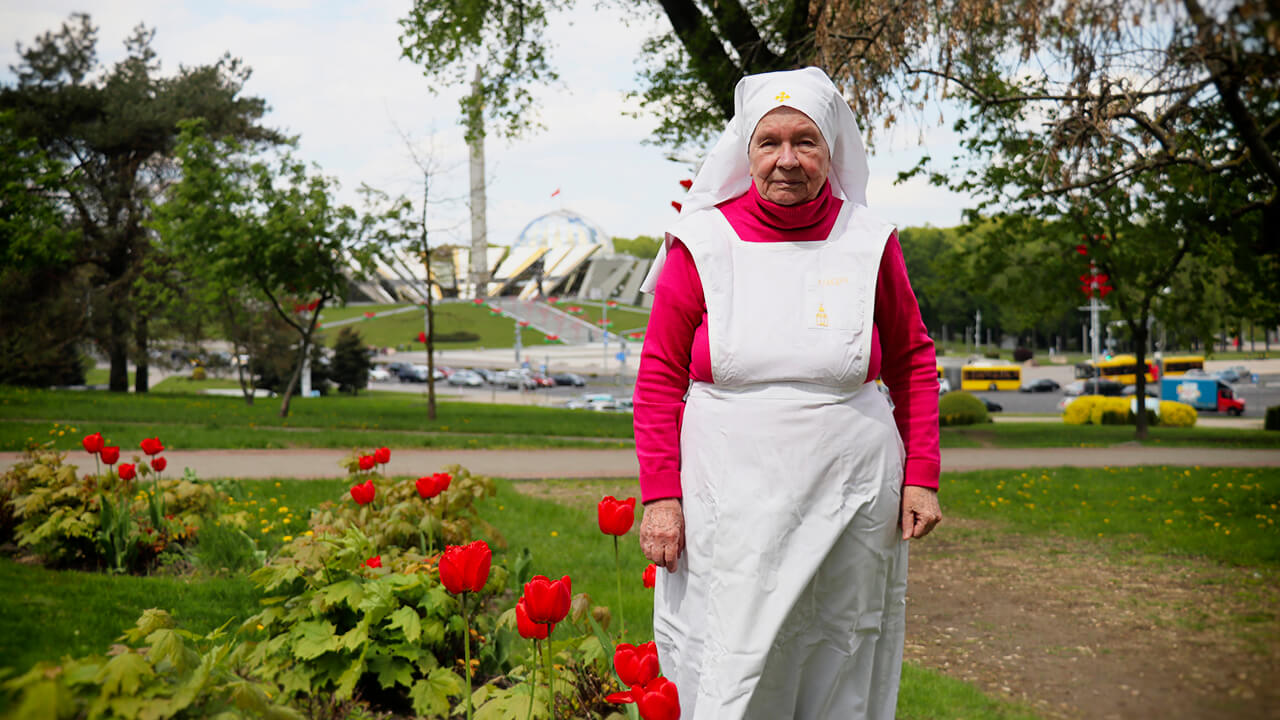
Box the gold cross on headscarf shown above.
[774,91,790,102]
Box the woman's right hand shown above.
[640,498,685,573]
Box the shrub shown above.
[331,327,371,395]
[0,609,301,719]
[191,365,207,381]
[1159,401,1197,427]
[1266,405,1280,431]
[1062,396,1100,425]
[1012,347,1033,362]
[938,391,989,426]
[2,443,217,572]
[1087,397,1133,426]
[435,330,481,343]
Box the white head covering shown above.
[641,67,871,293]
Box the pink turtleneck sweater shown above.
[634,182,941,503]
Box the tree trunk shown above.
[1131,321,1150,441]
[108,309,129,392]
[134,315,149,393]
[278,337,307,418]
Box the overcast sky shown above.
[2,1,974,246]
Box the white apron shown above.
[653,203,908,720]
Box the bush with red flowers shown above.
[0,435,216,573]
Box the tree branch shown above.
[655,0,741,118]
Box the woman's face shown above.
[748,107,830,206]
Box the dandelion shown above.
[282,535,293,542]
[256,624,265,630]
[304,530,314,537]
[278,506,288,513]
[550,531,559,537]
[1164,519,1173,524]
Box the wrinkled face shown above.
[748,107,831,206]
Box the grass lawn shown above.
[316,302,549,350]
[0,386,635,452]
[941,421,1280,449]
[940,465,1280,567]
[550,301,651,337]
[1,473,1045,719]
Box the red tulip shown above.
[100,446,120,466]
[439,540,492,594]
[614,642,661,687]
[373,447,391,465]
[350,479,376,505]
[117,463,137,481]
[363,311,375,318]
[515,597,551,639]
[150,457,167,472]
[597,496,636,536]
[139,437,164,456]
[365,555,382,569]
[416,331,427,343]
[82,432,104,455]
[636,677,680,720]
[643,564,657,589]
[415,472,452,499]
[522,575,572,625]
[358,455,375,471]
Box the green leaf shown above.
[337,620,369,652]
[368,654,414,690]
[358,579,395,625]
[409,667,464,718]
[94,651,154,697]
[386,606,422,643]
[318,579,364,610]
[290,620,339,660]
[335,655,365,700]
[9,680,62,720]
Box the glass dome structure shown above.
[510,209,613,256]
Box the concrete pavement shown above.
[5,446,1276,480]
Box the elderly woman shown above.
[633,67,941,719]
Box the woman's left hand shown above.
[901,486,942,540]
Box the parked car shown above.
[937,377,952,395]
[1018,378,1060,393]
[566,393,616,411]
[983,398,1003,412]
[387,362,410,379]
[471,368,499,384]
[369,367,392,382]
[529,372,555,388]
[1121,384,1159,398]
[398,364,434,383]
[1214,366,1250,384]
[502,370,538,390]
[1062,379,1125,397]
[552,372,587,387]
[446,369,484,387]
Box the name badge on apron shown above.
[804,270,864,332]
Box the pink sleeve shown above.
[633,240,703,503]
[875,232,942,490]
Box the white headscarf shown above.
[641,67,871,293]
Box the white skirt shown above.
[653,381,908,719]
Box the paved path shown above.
[6,446,1277,480]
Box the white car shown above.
[938,377,952,395]
[369,367,392,382]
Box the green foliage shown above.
[331,328,371,396]
[1266,405,1280,432]
[0,609,301,720]
[1,445,217,572]
[240,468,505,714]
[1,12,285,392]
[611,236,662,259]
[938,391,989,427]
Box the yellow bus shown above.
[960,364,1022,391]
[1073,354,1156,386]
[1160,355,1204,377]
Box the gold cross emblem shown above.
[775,91,790,102]
[815,303,829,328]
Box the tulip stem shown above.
[526,639,538,720]
[613,536,625,639]
[462,592,474,720]
[545,628,557,720]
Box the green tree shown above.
[0,110,86,386]
[611,235,663,259]
[151,122,406,417]
[331,327,372,396]
[1,13,285,392]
